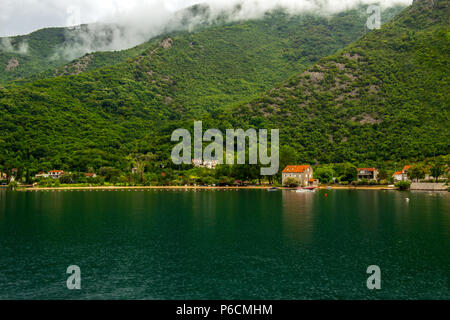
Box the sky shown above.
[0,0,196,36]
[0,0,412,37]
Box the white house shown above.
[48,170,64,179]
[35,172,49,179]
[192,159,219,169]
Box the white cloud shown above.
[0,0,412,37]
[0,37,29,54]
[1,0,412,60]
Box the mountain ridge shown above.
[221,0,449,164]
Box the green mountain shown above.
[0,25,157,84]
[220,0,450,165]
[3,1,448,178]
[0,5,405,172]
[0,27,70,83]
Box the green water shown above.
[0,188,448,300]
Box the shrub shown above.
[59,173,73,184]
[284,177,300,188]
[38,178,54,187]
[8,181,19,191]
[86,176,103,185]
[395,181,411,190]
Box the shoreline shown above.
[15,185,399,192]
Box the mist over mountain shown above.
[2,0,412,61]
[0,1,408,84]
[51,0,414,60]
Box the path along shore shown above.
[14,185,398,191]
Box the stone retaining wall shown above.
[410,183,448,191]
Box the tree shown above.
[277,146,298,182]
[334,162,357,182]
[99,167,121,182]
[314,166,334,184]
[131,153,157,183]
[407,165,426,182]
[215,164,232,178]
[378,169,388,182]
[429,162,445,182]
[59,173,73,184]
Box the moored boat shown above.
[295,187,316,193]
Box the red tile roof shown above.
[392,171,402,176]
[282,165,311,173]
[402,165,411,172]
[49,170,63,173]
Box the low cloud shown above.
[0,37,29,54]
[2,0,413,61]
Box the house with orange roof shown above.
[282,165,314,186]
[392,165,412,182]
[357,168,378,181]
[402,165,411,174]
[392,171,404,182]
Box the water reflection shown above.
[192,190,217,230]
[281,190,315,243]
[0,189,449,299]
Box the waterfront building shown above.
[282,165,314,186]
[357,168,379,181]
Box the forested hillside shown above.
[219,0,449,165]
[1,1,448,181]
[0,5,406,173]
[0,25,157,84]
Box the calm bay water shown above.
[0,188,448,300]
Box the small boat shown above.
[295,187,316,193]
[267,187,279,192]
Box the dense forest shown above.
[0,0,448,185]
[222,0,450,164]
